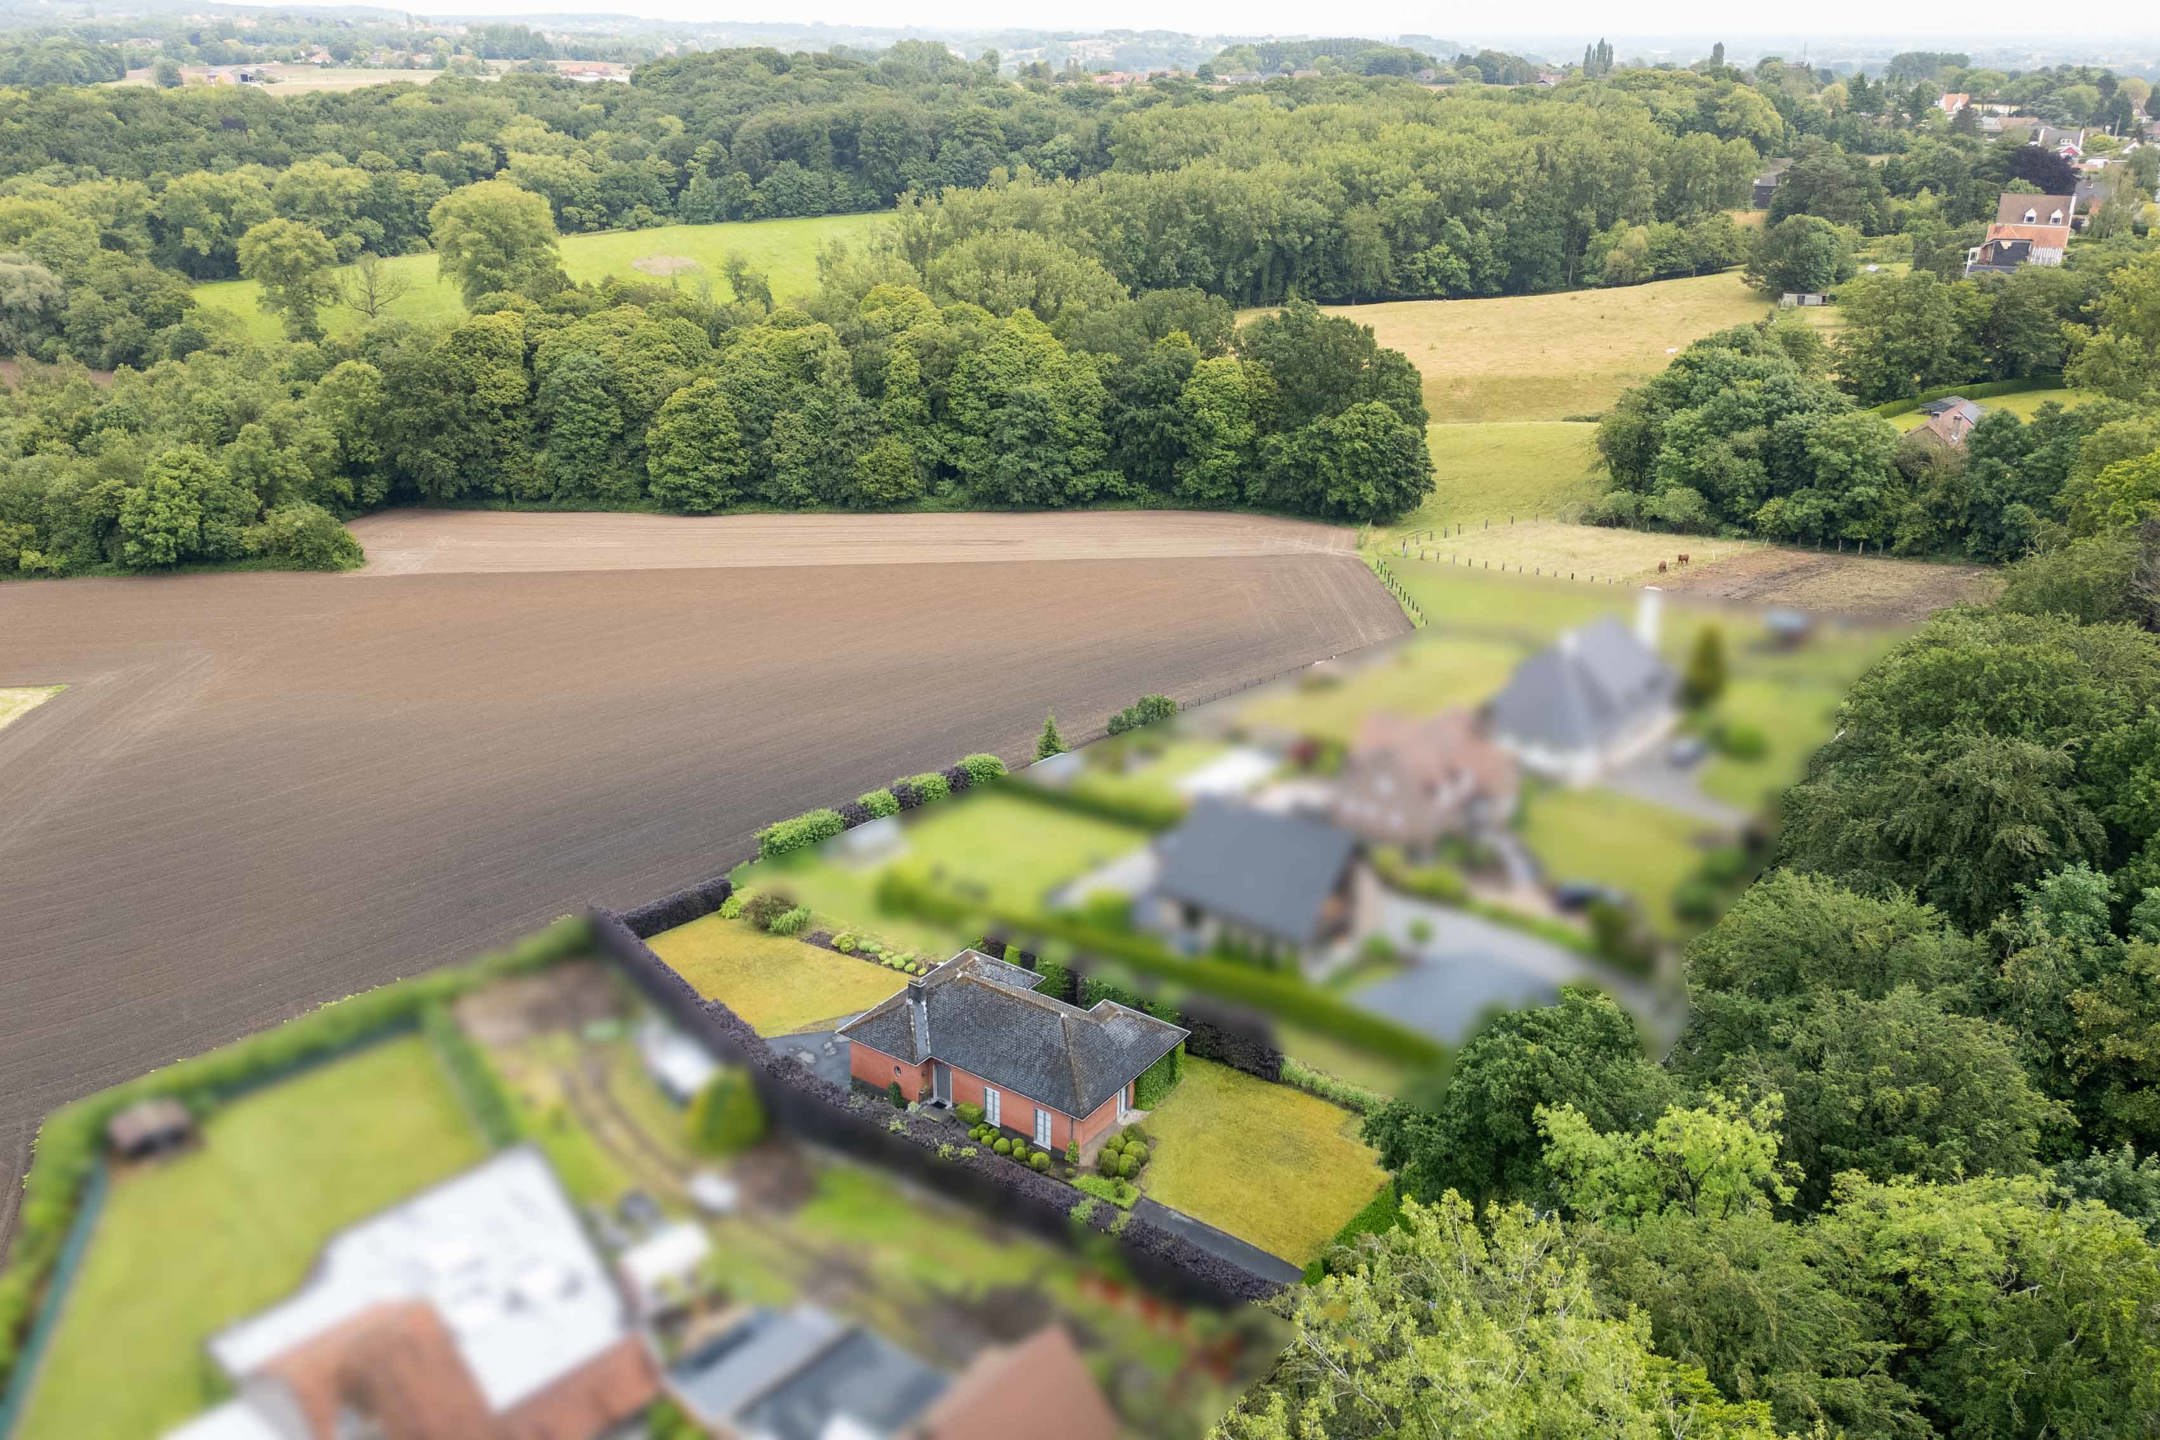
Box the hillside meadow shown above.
[191,211,891,342]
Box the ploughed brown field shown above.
[0,510,1406,1242]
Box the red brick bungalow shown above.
[839,950,1187,1153]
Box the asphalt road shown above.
[0,524,1406,1252]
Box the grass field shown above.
[1328,273,1792,424]
[1240,635,1525,745]
[193,211,891,343]
[0,685,61,733]
[1390,519,1761,585]
[1386,421,1603,534]
[1141,1058,1385,1265]
[114,64,445,92]
[649,915,906,1034]
[1892,387,2083,431]
[19,1037,485,1440]
[1519,785,1718,936]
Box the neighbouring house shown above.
[1486,596,1679,786]
[2035,124,2087,158]
[908,1326,1120,1440]
[667,1304,947,1439]
[165,1148,658,1440]
[1915,396,1986,448]
[1779,291,1830,307]
[1140,799,1375,973]
[1332,708,1520,854]
[839,950,1186,1152]
[1750,163,1787,208]
[1966,192,2077,275]
[1938,91,1970,115]
[107,1096,195,1160]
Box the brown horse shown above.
[1657,560,1668,574]
[1677,552,1691,566]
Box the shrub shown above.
[1588,899,1658,975]
[887,1081,906,1109]
[1030,1151,1050,1171]
[1074,1174,1139,1209]
[955,1102,985,1126]
[757,807,846,859]
[1701,846,1750,885]
[717,893,744,920]
[1107,693,1177,736]
[244,501,365,571]
[1070,1196,1099,1225]
[834,933,857,954]
[1118,1153,1139,1179]
[901,771,951,804]
[994,1137,1013,1155]
[766,906,811,936]
[887,1115,908,1133]
[1123,1141,1149,1168]
[1121,1124,1147,1146]
[858,789,900,818]
[941,764,971,793]
[890,779,921,811]
[1673,878,1721,923]
[1135,1047,1182,1108]
[688,1069,767,1156]
[836,800,872,827]
[1098,1147,1121,1175]
[937,1142,956,1160]
[961,753,1009,784]
[1715,721,1769,761]
[740,890,793,929]
[1066,1140,1080,1165]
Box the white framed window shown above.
[1117,1085,1131,1122]
[983,1088,1000,1127]
[1034,1108,1053,1148]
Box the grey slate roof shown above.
[669,1305,946,1439]
[1152,799,1360,945]
[1919,397,1983,424]
[838,951,1187,1117]
[1488,614,1676,755]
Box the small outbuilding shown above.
[106,1097,195,1161]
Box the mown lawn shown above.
[1697,674,1845,812]
[192,211,891,342]
[648,915,905,1034]
[1892,387,2083,431]
[1141,1059,1385,1265]
[1241,635,1525,745]
[1520,785,1716,936]
[1327,273,1800,424]
[19,1036,486,1440]
[1067,736,1235,814]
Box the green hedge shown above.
[756,807,847,860]
[875,871,1446,1068]
[0,915,590,1397]
[900,771,951,803]
[421,1001,521,1149]
[1012,773,1185,832]
[857,789,900,819]
[1281,1056,1387,1115]
[1868,373,2064,418]
[1302,1180,1404,1283]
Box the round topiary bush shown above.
[1124,1142,1149,1168]
[994,1138,1012,1156]
[1118,1154,1139,1179]
[1030,1152,1050,1171]
[1097,1149,1119,1175]
[834,933,857,954]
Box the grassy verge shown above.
[15,1037,487,1440]
[648,916,906,1035]
[1141,1059,1386,1265]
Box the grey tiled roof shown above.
[838,951,1186,1118]
[1488,615,1676,755]
[669,1306,946,1439]
[1152,800,1359,945]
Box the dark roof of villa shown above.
[1487,614,1676,756]
[838,951,1187,1117]
[1152,799,1361,946]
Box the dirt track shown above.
[0,512,1406,1244]
[348,508,1357,576]
[1661,547,2000,624]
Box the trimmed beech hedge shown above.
[958,754,1008,785]
[1013,774,1185,832]
[0,916,591,1397]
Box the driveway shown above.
[1350,894,1658,1045]
[1600,751,1750,830]
[766,1029,853,1092]
[1133,1199,1305,1287]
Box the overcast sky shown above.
[412,0,2160,46]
